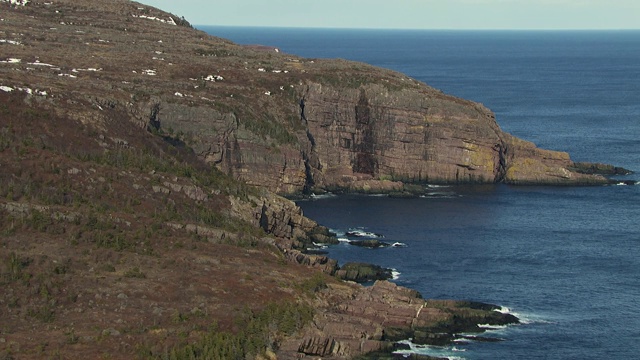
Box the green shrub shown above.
[156,302,314,360]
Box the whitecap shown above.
[478,323,509,331]
[309,192,336,200]
[346,228,383,238]
[391,269,401,280]
[391,242,408,247]
[426,184,451,188]
[337,237,351,243]
[393,340,467,360]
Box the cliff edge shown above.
[0,0,626,198]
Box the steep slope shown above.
[0,0,624,199]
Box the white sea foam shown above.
[426,184,451,188]
[391,242,408,247]
[391,268,401,280]
[309,192,336,200]
[393,340,465,360]
[337,237,351,243]
[346,228,383,238]
[478,323,509,330]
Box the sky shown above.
[138,0,639,30]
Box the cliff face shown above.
[299,82,609,190]
[0,0,614,198]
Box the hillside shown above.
[0,0,620,359]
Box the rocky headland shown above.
[0,0,627,359]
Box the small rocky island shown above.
[0,0,627,359]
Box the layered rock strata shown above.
[278,280,519,359]
[0,0,623,198]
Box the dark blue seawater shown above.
[201,27,640,359]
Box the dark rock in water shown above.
[350,239,390,248]
[613,180,638,186]
[335,262,393,282]
[570,162,633,176]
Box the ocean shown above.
[200,27,640,359]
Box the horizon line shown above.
[195,25,640,32]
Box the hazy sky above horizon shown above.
[138,0,639,30]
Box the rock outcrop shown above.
[278,280,519,359]
[0,0,625,200]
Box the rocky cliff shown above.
[0,1,627,359]
[0,0,623,198]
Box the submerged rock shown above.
[349,239,390,248]
[335,262,393,283]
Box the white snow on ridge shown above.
[0,84,47,96]
[28,60,56,67]
[0,39,23,45]
[73,67,102,72]
[0,58,21,64]
[132,14,177,26]
[204,75,224,82]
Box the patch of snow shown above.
[204,75,224,82]
[284,70,289,73]
[2,0,30,6]
[28,60,56,67]
[0,58,21,64]
[272,70,282,73]
[142,69,157,76]
[258,68,266,72]
[152,57,165,61]
[264,91,271,96]
[58,73,77,78]
[280,86,284,91]
[274,48,280,53]
[0,85,14,92]
[174,92,183,97]
[0,39,22,45]
[154,51,163,54]
[13,86,47,96]
[73,68,102,72]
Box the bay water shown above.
[201,27,640,359]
